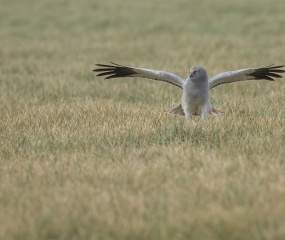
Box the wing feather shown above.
[209,65,285,89]
[93,62,184,89]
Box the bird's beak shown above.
[189,72,194,78]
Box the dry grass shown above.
[1,0,285,239]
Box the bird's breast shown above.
[182,81,209,104]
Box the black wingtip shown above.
[95,63,114,68]
[93,62,115,72]
[269,64,285,69]
[246,64,285,81]
[109,62,121,66]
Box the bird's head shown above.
[189,66,207,81]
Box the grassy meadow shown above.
[1,0,285,239]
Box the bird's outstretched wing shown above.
[93,62,185,89]
[209,65,285,89]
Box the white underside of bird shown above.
[182,66,212,121]
[94,62,284,121]
[168,66,221,122]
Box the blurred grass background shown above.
[0,0,285,239]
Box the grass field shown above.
[1,0,285,239]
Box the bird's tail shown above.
[165,104,222,116]
[165,103,185,116]
[209,107,222,115]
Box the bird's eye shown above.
[190,70,200,77]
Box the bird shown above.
[93,62,285,121]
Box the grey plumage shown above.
[181,66,212,121]
[93,63,285,121]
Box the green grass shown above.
[1,0,285,239]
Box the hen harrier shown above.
[93,63,285,121]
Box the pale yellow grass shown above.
[1,0,285,239]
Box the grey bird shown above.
[93,63,285,121]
